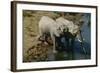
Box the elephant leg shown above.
[51,33,57,53]
[71,38,75,49]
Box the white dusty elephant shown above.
[56,17,86,54]
[38,16,63,53]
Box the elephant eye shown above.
[57,27,61,31]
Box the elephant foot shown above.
[53,50,57,54]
